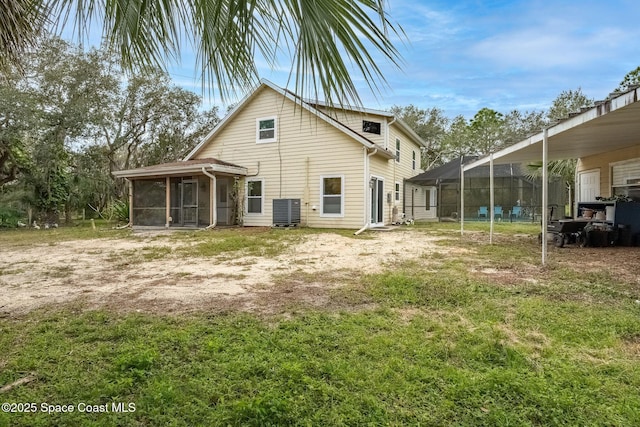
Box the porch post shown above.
[460,163,465,236]
[542,128,549,265]
[490,153,494,244]
[128,179,133,226]
[210,175,215,226]
[165,177,170,228]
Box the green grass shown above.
[0,220,130,247]
[1,223,639,426]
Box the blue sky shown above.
[139,0,640,118]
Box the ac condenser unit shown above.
[273,199,301,227]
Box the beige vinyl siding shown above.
[370,126,423,222]
[404,182,432,221]
[577,144,640,197]
[195,87,366,229]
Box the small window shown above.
[412,151,417,170]
[321,176,344,216]
[395,182,400,202]
[395,139,401,163]
[247,180,263,214]
[425,188,431,211]
[362,120,381,135]
[256,117,277,143]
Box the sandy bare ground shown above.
[0,229,463,316]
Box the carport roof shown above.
[464,86,640,171]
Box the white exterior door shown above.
[578,170,600,202]
[425,186,437,219]
[370,177,384,226]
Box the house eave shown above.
[112,164,248,179]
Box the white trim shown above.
[245,178,264,215]
[412,150,417,170]
[256,116,277,144]
[395,138,401,163]
[112,163,248,179]
[395,181,401,202]
[320,175,345,217]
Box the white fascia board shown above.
[308,99,394,117]
[112,164,248,179]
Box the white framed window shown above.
[395,139,401,163]
[246,179,264,214]
[395,182,401,202]
[256,117,277,143]
[320,175,344,217]
[412,151,417,170]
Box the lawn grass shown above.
[1,223,639,426]
[0,220,130,247]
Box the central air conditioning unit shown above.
[273,199,301,227]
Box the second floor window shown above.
[363,120,381,135]
[257,117,277,143]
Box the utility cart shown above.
[544,219,590,247]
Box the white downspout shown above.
[386,117,397,151]
[355,147,378,235]
[201,166,217,229]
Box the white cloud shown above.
[468,25,630,69]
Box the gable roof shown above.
[184,79,426,160]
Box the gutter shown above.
[201,166,217,229]
[355,148,378,235]
[386,117,397,150]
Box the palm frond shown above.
[40,0,403,106]
[0,0,48,73]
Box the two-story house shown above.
[113,79,427,230]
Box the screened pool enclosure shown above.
[406,157,568,221]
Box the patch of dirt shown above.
[3,229,639,317]
[0,230,449,316]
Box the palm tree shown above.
[1,0,403,106]
[525,159,577,216]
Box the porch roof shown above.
[112,158,248,179]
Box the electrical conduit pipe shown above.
[355,148,378,235]
[201,166,217,229]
